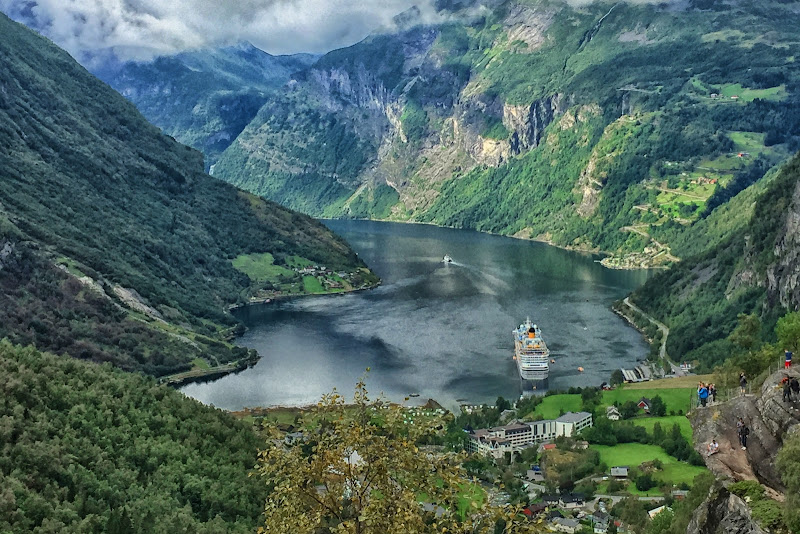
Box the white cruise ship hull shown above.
[513,318,551,381]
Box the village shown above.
[244,370,707,534]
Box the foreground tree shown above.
[777,433,800,532]
[257,378,539,533]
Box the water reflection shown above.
[181,221,651,410]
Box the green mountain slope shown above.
[0,341,265,532]
[632,151,800,370]
[0,13,374,376]
[97,44,317,170]
[208,0,800,265]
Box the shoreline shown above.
[320,217,668,270]
[226,279,381,313]
[169,282,381,388]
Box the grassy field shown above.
[729,131,767,154]
[191,357,211,370]
[592,443,707,489]
[523,394,582,419]
[717,83,787,102]
[285,255,314,269]
[456,482,486,520]
[232,252,295,282]
[601,387,695,415]
[302,275,326,293]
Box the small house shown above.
[606,405,621,421]
[611,466,629,478]
[648,505,670,519]
[559,493,585,509]
[526,470,545,482]
[523,503,547,518]
[637,397,651,413]
[538,442,557,453]
[552,518,581,534]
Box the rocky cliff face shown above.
[767,179,800,311]
[505,93,569,156]
[691,368,800,493]
[687,483,767,534]
[689,368,800,533]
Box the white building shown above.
[555,412,593,437]
[467,412,593,458]
[552,518,581,534]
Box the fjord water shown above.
[181,221,651,409]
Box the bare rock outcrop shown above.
[766,178,800,311]
[505,93,569,156]
[691,368,800,494]
[688,482,767,534]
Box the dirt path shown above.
[649,185,707,200]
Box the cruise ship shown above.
[513,318,551,381]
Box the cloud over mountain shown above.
[0,0,439,63]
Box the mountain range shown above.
[96,0,800,267]
[90,0,800,366]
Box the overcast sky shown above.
[2,0,688,65]
[0,0,440,63]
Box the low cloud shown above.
[0,0,440,63]
[1,0,688,66]
[562,0,688,6]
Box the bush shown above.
[728,480,765,501]
[750,499,784,531]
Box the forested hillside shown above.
[632,151,800,370]
[0,341,265,533]
[204,0,800,266]
[0,13,374,376]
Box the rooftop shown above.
[556,411,592,423]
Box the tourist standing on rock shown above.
[698,382,709,407]
[784,377,793,403]
[791,377,800,401]
[786,349,793,369]
[738,422,749,450]
[710,383,717,404]
[739,373,748,395]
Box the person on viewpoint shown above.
[738,422,750,450]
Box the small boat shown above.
[442,254,453,263]
[550,359,555,364]
[578,367,584,372]
[409,393,420,397]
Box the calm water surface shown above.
[181,221,651,409]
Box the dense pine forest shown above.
[0,341,266,533]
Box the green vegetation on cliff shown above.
[0,341,265,533]
[98,44,317,169]
[202,0,800,265]
[632,152,800,370]
[0,13,374,375]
